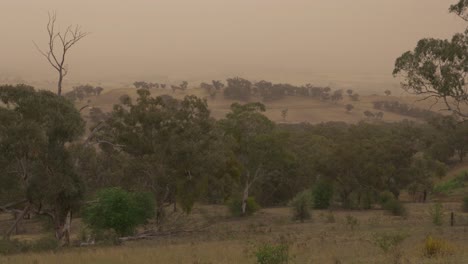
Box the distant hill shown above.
[77,87,448,125]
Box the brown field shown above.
[78,87,446,125]
[1,201,468,264]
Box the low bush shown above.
[423,236,454,258]
[373,231,408,253]
[289,191,312,222]
[228,196,260,217]
[382,199,407,217]
[379,191,395,206]
[255,243,289,264]
[312,181,333,209]
[429,203,444,226]
[82,187,155,237]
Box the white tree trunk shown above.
[241,182,250,215]
[55,210,72,246]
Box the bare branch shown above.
[34,11,88,96]
[0,200,27,213]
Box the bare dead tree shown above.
[34,12,89,96]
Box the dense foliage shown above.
[0,82,462,242]
[0,84,85,244]
[82,188,155,236]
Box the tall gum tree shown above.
[393,1,467,119]
[0,85,85,245]
[220,102,290,215]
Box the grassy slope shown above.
[80,87,428,124]
[432,162,468,201]
[2,203,468,264]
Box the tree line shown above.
[373,100,440,120]
[133,77,361,103]
[64,84,104,102]
[1,84,462,245]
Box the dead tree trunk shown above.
[34,12,88,96]
[54,210,72,246]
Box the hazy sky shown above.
[0,0,466,87]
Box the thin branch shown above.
[4,203,31,239]
[34,11,89,95]
[0,200,27,213]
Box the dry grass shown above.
[80,87,429,125]
[1,203,468,264]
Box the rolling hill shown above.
[77,86,445,125]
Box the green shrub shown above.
[462,196,468,212]
[429,203,444,226]
[379,191,395,206]
[312,181,333,209]
[289,191,312,222]
[227,196,260,217]
[373,231,408,253]
[132,191,157,224]
[255,243,289,264]
[82,187,155,237]
[382,199,407,217]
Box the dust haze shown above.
[1,0,465,92]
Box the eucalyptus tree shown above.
[0,84,85,245]
[393,1,467,118]
[97,90,223,222]
[219,102,290,214]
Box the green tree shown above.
[312,180,333,209]
[0,85,85,245]
[98,90,224,222]
[224,77,252,101]
[393,2,467,118]
[450,0,468,21]
[427,115,468,162]
[331,89,343,104]
[220,102,290,215]
[407,154,446,202]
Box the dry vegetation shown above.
[2,86,466,263]
[1,202,468,264]
[79,86,436,125]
